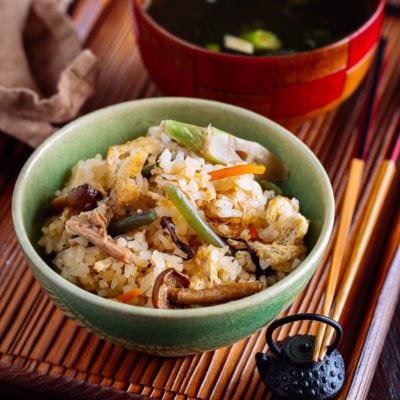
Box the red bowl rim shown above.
[132,0,385,61]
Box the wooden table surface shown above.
[1,1,399,399]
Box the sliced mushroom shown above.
[152,268,191,309]
[51,184,102,213]
[168,281,264,307]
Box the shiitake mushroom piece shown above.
[152,268,191,309]
[168,282,265,307]
[152,270,265,308]
[51,184,102,213]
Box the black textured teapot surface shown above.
[256,313,345,400]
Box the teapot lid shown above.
[282,333,315,366]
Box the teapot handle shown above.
[266,313,343,357]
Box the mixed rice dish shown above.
[39,120,309,308]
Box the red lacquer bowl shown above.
[132,0,385,123]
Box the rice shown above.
[38,122,309,307]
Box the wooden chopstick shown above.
[72,0,111,44]
[312,159,364,361]
[386,0,400,15]
[358,39,388,161]
[312,38,387,362]
[319,121,399,361]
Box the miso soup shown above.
[146,0,376,55]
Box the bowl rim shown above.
[12,97,334,320]
[132,0,384,61]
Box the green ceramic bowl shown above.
[12,98,334,356]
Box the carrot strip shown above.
[115,288,141,303]
[249,227,259,241]
[208,164,266,181]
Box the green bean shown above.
[109,210,157,236]
[163,120,205,153]
[164,183,226,248]
[258,180,283,195]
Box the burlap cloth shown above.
[0,0,99,147]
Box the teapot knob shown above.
[256,313,345,400]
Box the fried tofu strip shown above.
[252,242,307,272]
[265,196,309,245]
[106,137,161,214]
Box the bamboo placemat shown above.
[1,1,399,399]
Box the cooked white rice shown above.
[39,124,309,307]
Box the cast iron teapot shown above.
[256,313,345,400]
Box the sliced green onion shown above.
[240,29,282,51]
[224,34,254,54]
[164,183,225,248]
[109,210,157,236]
[206,43,221,52]
[303,28,333,49]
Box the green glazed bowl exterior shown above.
[12,98,334,356]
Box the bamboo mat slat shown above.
[0,1,399,399]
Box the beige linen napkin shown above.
[0,0,99,147]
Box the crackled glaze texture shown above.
[13,98,334,355]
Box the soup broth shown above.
[146,0,376,55]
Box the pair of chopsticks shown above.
[312,38,398,362]
[317,122,399,360]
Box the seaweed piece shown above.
[226,237,272,279]
[161,216,195,260]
